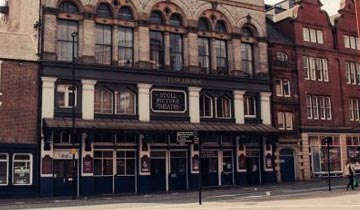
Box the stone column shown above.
[187,32,198,70]
[260,92,272,125]
[301,133,311,180]
[138,83,152,122]
[80,19,96,64]
[233,90,246,124]
[81,79,97,120]
[40,77,57,180]
[188,87,202,123]
[43,14,57,60]
[137,26,150,68]
[232,39,242,71]
[164,32,171,69]
[112,25,119,65]
[42,77,57,119]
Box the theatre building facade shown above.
[39,0,278,196]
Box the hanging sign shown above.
[176,132,195,144]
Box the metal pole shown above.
[71,32,78,200]
[199,138,202,205]
[327,141,331,191]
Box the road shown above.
[1,178,359,210]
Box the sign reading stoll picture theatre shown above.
[151,89,187,113]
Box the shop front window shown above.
[94,151,113,176]
[310,136,342,173]
[12,154,32,185]
[170,151,187,175]
[116,151,136,176]
[0,154,8,185]
[347,136,360,167]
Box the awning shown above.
[44,118,278,133]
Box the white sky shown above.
[265,0,341,15]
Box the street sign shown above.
[177,132,195,144]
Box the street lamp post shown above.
[325,136,333,191]
[71,31,78,200]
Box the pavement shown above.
[0,177,358,210]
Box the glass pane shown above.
[116,159,125,175]
[0,161,7,185]
[13,161,31,185]
[119,6,133,20]
[198,18,210,31]
[94,159,102,175]
[223,157,232,172]
[103,159,113,175]
[126,159,135,175]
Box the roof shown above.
[266,19,293,45]
[0,33,38,61]
[44,118,278,133]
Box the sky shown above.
[265,0,341,15]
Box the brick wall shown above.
[0,60,38,144]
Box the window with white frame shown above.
[346,62,360,85]
[200,94,213,118]
[346,136,360,163]
[275,79,291,97]
[303,27,323,44]
[244,96,256,118]
[350,98,360,121]
[115,90,136,115]
[306,95,332,120]
[215,96,231,119]
[56,84,77,108]
[116,151,136,176]
[94,151,113,176]
[94,87,113,114]
[344,35,360,50]
[277,112,293,130]
[0,154,8,185]
[12,154,32,185]
[303,56,329,82]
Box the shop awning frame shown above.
[43,118,278,134]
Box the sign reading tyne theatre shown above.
[151,89,187,113]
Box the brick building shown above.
[39,0,278,197]
[267,0,360,180]
[0,0,40,196]
[267,20,301,182]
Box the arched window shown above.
[119,6,133,20]
[170,13,182,27]
[198,17,210,31]
[59,1,79,13]
[200,94,213,118]
[215,96,231,118]
[215,20,227,33]
[96,3,112,18]
[242,26,253,37]
[241,25,256,76]
[94,87,113,114]
[115,90,136,115]
[150,11,164,24]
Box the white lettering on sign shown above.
[54,150,79,159]
[151,89,187,113]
